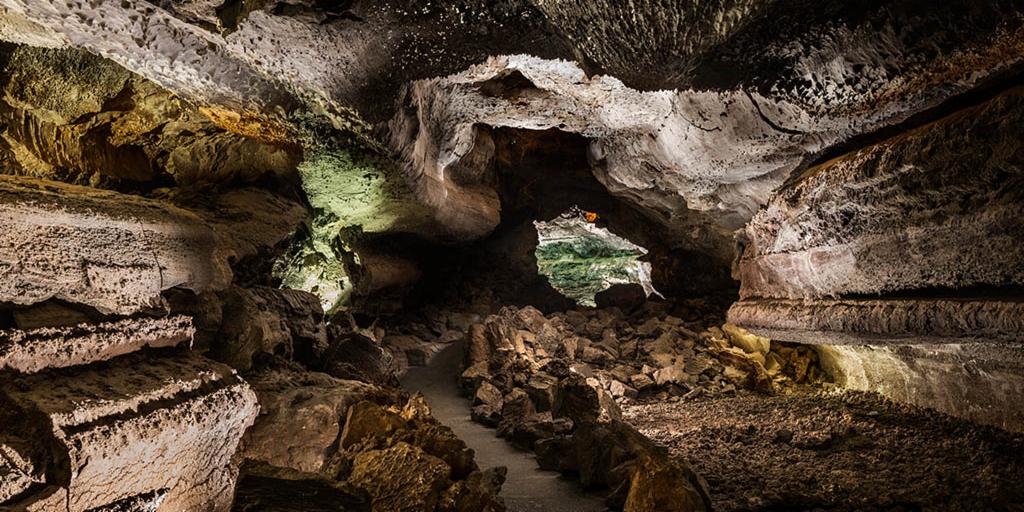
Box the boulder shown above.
[347,442,452,512]
[213,286,328,371]
[339,400,406,450]
[653,364,689,387]
[384,334,444,372]
[524,372,559,412]
[391,396,478,480]
[629,373,657,392]
[459,361,489,392]
[465,324,491,367]
[594,283,647,312]
[581,345,616,365]
[623,454,709,512]
[722,323,770,355]
[322,328,398,386]
[553,373,622,425]
[473,380,505,411]
[242,368,379,473]
[438,467,507,512]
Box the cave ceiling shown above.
[0,0,1022,269]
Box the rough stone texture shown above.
[347,442,451,512]
[241,367,380,474]
[0,315,194,373]
[388,40,1023,264]
[0,175,230,314]
[198,188,307,267]
[0,351,259,511]
[727,298,1024,345]
[817,343,1024,433]
[735,88,1024,302]
[0,45,300,190]
[211,286,327,371]
[3,2,1019,271]
[624,390,1024,511]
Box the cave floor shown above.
[623,389,1024,512]
[401,342,608,512]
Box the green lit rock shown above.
[298,148,431,235]
[273,212,354,314]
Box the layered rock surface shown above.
[729,87,1024,430]
[0,175,230,314]
[0,351,259,511]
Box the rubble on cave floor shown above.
[387,292,1024,512]
[623,391,1024,511]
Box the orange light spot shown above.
[583,210,599,223]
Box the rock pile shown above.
[237,388,506,512]
[454,299,827,511]
[463,302,821,408]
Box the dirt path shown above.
[401,343,608,512]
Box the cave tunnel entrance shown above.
[533,206,659,307]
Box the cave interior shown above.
[0,1,1022,511]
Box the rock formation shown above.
[1,1,1023,511]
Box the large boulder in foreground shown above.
[241,367,381,474]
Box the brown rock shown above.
[653,364,689,387]
[581,345,615,365]
[553,373,622,425]
[629,373,656,392]
[348,442,451,512]
[213,286,328,371]
[243,368,379,473]
[624,454,709,512]
[439,467,507,512]
[0,315,193,373]
[524,371,560,412]
[339,400,406,450]
[468,323,491,368]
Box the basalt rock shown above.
[0,350,259,511]
[212,286,327,371]
[0,175,230,315]
[0,315,193,373]
[241,367,381,474]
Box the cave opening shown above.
[533,206,658,307]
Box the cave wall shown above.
[729,87,1024,430]
[729,87,1024,342]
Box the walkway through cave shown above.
[401,342,607,512]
